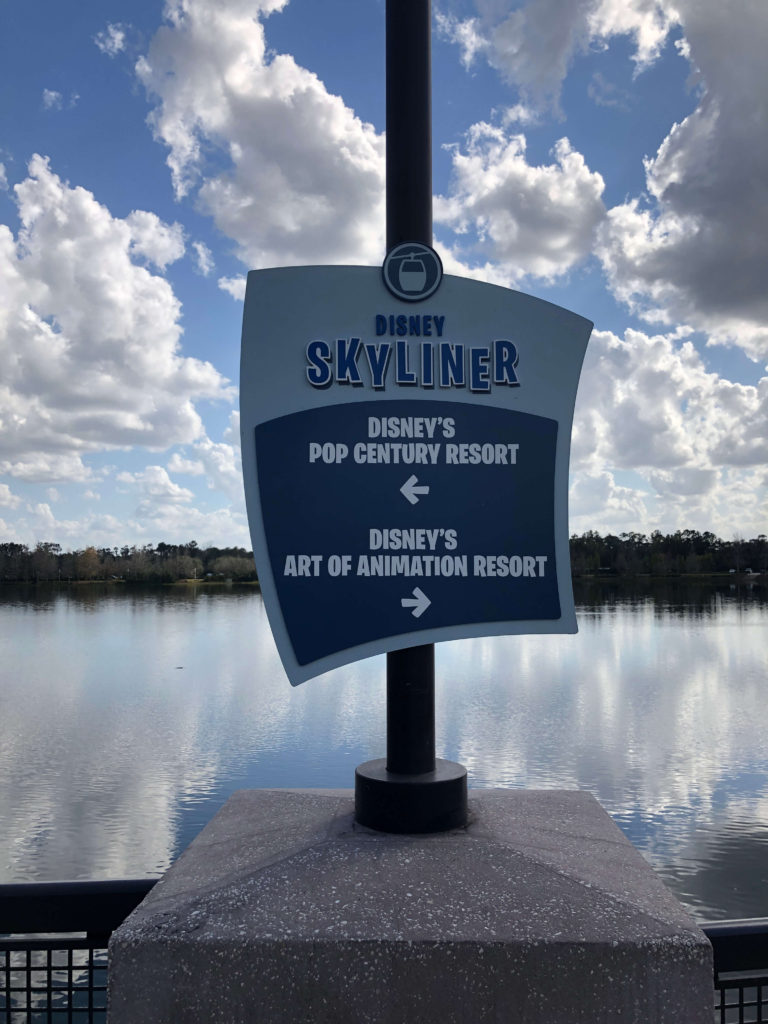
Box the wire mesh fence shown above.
[1,938,107,1023]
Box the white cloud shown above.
[435,11,488,70]
[0,164,8,191]
[167,426,242,502]
[168,452,205,475]
[596,0,768,360]
[42,89,63,111]
[0,454,94,484]
[192,240,214,275]
[190,436,242,502]
[569,470,651,531]
[440,0,678,114]
[0,156,233,483]
[83,490,101,501]
[128,501,251,548]
[0,483,22,509]
[126,210,185,270]
[94,23,128,57]
[117,465,194,504]
[218,275,246,300]
[445,1,768,361]
[570,326,768,536]
[46,487,60,503]
[136,0,385,268]
[588,0,678,70]
[587,70,631,110]
[435,124,605,283]
[3,503,132,548]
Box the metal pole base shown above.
[354,758,468,834]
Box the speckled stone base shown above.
[108,789,712,1023]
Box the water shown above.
[0,580,766,922]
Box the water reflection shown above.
[0,580,766,921]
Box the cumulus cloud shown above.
[438,0,677,114]
[167,417,243,503]
[118,465,194,505]
[136,0,385,268]
[435,124,605,282]
[125,210,185,269]
[0,483,22,509]
[218,275,245,300]
[442,1,768,361]
[42,89,63,111]
[94,23,128,57]
[595,0,768,360]
[192,240,214,275]
[42,89,78,111]
[167,452,205,475]
[0,156,233,483]
[569,470,651,531]
[570,327,768,535]
[189,435,242,502]
[132,501,250,548]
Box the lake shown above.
[0,579,766,923]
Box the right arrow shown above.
[401,586,431,618]
[400,474,430,505]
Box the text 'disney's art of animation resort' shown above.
[105,3,717,1022]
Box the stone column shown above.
[109,789,713,1023]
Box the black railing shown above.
[1,880,155,1023]
[704,918,768,1023]
[2,880,767,1022]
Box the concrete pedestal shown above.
[108,789,712,1023]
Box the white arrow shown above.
[401,587,431,618]
[400,474,430,505]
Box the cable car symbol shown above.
[382,241,442,301]
[397,256,427,293]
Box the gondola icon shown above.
[397,255,427,292]
[382,242,443,301]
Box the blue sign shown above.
[240,265,591,685]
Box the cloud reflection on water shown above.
[0,581,766,920]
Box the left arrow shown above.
[401,586,431,618]
[400,474,430,505]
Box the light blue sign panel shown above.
[240,266,591,685]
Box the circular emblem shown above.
[382,242,443,302]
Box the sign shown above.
[240,264,591,685]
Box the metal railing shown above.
[705,918,768,1023]
[1,880,155,1023]
[2,880,766,1022]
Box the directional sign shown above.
[240,265,591,685]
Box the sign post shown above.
[356,0,465,833]
[239,0,592,832]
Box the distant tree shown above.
[31,542,60,581]
[75,546,100,580]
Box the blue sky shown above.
[1,0,766,550]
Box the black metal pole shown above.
[386,0,432,251]
[385,0,436,779]
[354,0,467,833]
[387,645,435,775]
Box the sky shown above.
[1,0,766,551]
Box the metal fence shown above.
[1,880,154,1023]
[2,880,767,1022]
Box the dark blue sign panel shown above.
[240,266,591,685]
[256,400,558,665]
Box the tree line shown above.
[0,530,766,583]
[0,541,257,583]
[569,530,767,577]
